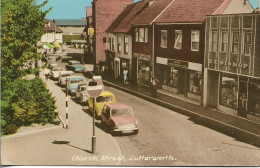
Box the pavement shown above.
[1,71,123,166]
[102,77,260,148]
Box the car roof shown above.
[106,102,130,109]
[69,60,80,63]
[68,76,84,79]
[78,82,88,86]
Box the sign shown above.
[86,76,104,98]
[209,59,249,69]
[168,59,188,68]
[88,28,94,36]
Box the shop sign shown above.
[209,59,248,69]
[168,59,188,68]
[133,53,151,61]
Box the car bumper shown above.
[114,128,139,134]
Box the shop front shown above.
[105,50,115,79]
[114,57,131,83]
[206,70,260,122]
[133,53,153,86]
[156,57,202,102]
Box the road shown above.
[106,86,260,166]
[2,52,259,166]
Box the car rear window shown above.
[96,96,115,103]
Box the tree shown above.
[1,0,52,87]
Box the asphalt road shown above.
[106,86,260,166]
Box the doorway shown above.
[238,77,248,118]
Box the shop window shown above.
[135,28,139,42]
[221,30,228,52]
[139,28,145,42]
[232,31,239,54]
[124,36,129,54]
[191,31,199,51]
[168,67,178,88]
[117,35,122,53]
[219,74,238,109]
[243,31,252,55]
[211,30,217,52]
[189,71,202,95]
[248,79,260,117]
[138,59,150,83]
[174,30,182,49]
[160,30,167,48]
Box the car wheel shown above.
[134,130,139,135]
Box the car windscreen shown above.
[70,79,83,84]
[96,96,115,103]
[111,108,133,117]
[81,86,87,91]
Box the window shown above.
[211,31,217,52]
[168,67,178,88]
[244,31,252,55]
[191,31,199,51]
[232,31,239,53]
[145,28,148,43]
[108,37,111,50]
[189,71,202,95]
[124,36,129,54]
[248,79,260,117]
[111,37,114,51]
[174,30,182,49]
[160,30,167,48]
[139,28,145,42]
[135,28,139,42]
[221,31,228,52]
[219,74,238,109]
[117,35,122,53]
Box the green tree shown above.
[1,0,52,86]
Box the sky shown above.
[36,0,141,20]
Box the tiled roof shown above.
[42,20,63,33]
[54,19,87,26]
[132,0,174,25]
[155,0,226,23]
[107,0,152,33]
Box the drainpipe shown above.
[152,23,155,77]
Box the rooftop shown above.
[54,19,87,26]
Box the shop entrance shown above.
[238,77,248,118]
[115,60,119,80]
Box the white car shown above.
[75,82,89,105]
[49,67,65,80]
[58,71,74,87]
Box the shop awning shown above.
[53,41,61,48]
[43,42,54,49]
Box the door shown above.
[238,77,248,118]
[115,61,119,80]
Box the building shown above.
[105,0,152,81]
[41,20,63,44]
[203,13,260,122]
[131,0,173,85]
[54,19,87,35]
[92,0,133,72]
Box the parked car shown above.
[58,71,74,87]
[75,82,89,105]
[101,103,139,135]
[88,91,117,118]
[66,76,85,96]
[47,56,58,69]
[49,67,65,80]
[66,60,84,72]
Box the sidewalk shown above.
[102,78,260,147]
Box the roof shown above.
[106,102,130,109]
[54,19,87,26]
[132,0,174,25]
[42,20,63,33]
[107,0,152,33]
[155,0,226,23]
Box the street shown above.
[2,72,259,166]
[1,51,260,166]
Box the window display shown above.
[189,71,202,95]
[219,74,238,109]
[168,67,178,88]
[248,79,260,117]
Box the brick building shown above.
[92,0,133,72]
